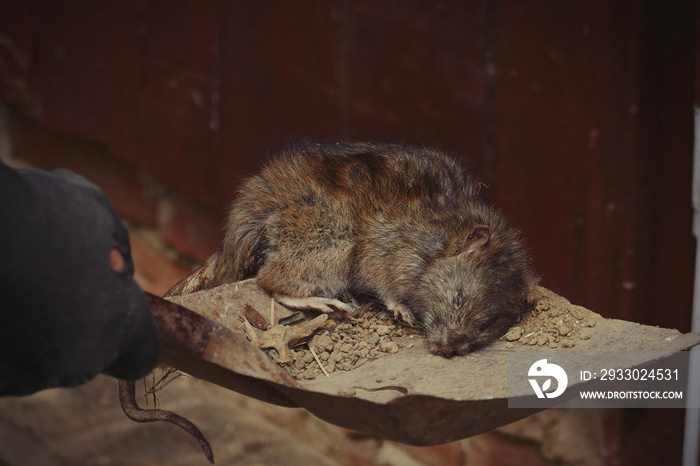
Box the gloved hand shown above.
[0,162,160,396]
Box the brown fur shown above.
[170,140,537,356]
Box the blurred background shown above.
[0,1,697,464]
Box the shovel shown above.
[141,280,700,448]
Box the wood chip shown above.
[310,347,330,377]
[243,304,268,330]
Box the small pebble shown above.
[309,333,334,353]
[505,327,523,341]
[380,341,399,354]
[331,350,342,363]
[375,325,391,336]
[367,333,380,346]
[571,306,587,319]
[561,339,575,348]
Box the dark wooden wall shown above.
[1,1,698,464]
[2,0,695,331]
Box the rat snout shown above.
[433,341,459,358]
[428,326,471,358]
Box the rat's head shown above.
[417,225,533,357]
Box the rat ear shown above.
[463,225,490,254]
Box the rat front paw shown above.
[275,295,354,314]
[387,302,417,326]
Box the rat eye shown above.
[454,291,463,308]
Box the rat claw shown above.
[275,295,354,315]
[386,301,417,326]
[396,308,417,326]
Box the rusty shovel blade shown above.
[146,283,700,446]
[146,293,299,408]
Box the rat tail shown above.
[118,379,214,463]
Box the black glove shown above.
[0,162,160,396]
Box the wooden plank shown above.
[32,0,140,163]
[218,1,488,197]
[343,0,489,161]
[493,0,640,318]
[634,0,696,333]
[493,4,695,465]
[137,0,220,203]
[492,0,694,333]
[219,0,342,201]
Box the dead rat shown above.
[121,141,535,461]
[169,140,537,357]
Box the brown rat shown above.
[123,142,535,461]
[169,140,536,357]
